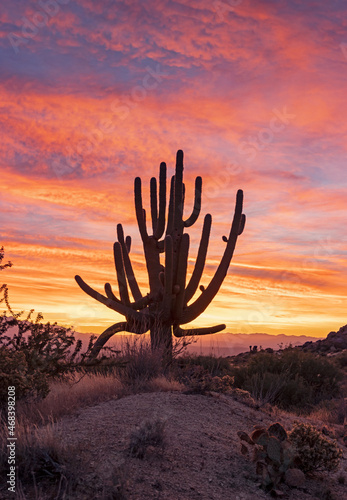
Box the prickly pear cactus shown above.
[237,422,295,495]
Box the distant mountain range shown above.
[73,330,321,357]
[1,317,322,357]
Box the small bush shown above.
[334,350,347,369]
[173,354,234,393]
[175,354,232,377]
[232,349,343,411]
[129,417,166,459]
[0,313,88,404]
[118,338,163,388]
[0,304,117,404]
[310,398,347,425]
[0,417,69,486]
[178,364,234,394]
[289,422,343,473]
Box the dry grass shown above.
[11,337,184,429]
[308,398,347,426]
[146,375,184,392]
[16,372,123,427]
[13,372,182,433]
[0,415,75,499]
[0,339,183,498]
[117,337,163,385]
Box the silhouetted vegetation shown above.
[231,348,343,411]
[238,421,342,495]
[75,150,245,359]
[128,417,166,459]
[172,354,234,393]
[289,422,343,474]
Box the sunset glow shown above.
[1,0,347,338]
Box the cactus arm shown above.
[161,235,173,317]
[89,321,129,358]
[184,214,211,304]
[142,208,147,229]
[75,275,149,325]
[131,294,152,310]
[166,175,175,236]
[239,214,246,235]
[173,233,189,320]
[184,176,202,228]
[90,319,150,358]
[125,236,131,253]
[222,214,246,242]
[113,242,130,305]
[154,162,167,240]
[181,189,244,324]
[174,150,184,232]
[134,177,148,242]
[106,282,150,311]
[150,177,158,234]
[117,224,142,301]
[157,240,165,253]
[173,324,226,337]
[104,282,121,303]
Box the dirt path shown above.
[53,391,346,499]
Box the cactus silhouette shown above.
[75,150,245,357]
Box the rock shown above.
[285,468,305,488]
[299,324,347,353]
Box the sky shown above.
[1,0,347,338]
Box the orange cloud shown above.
[1,0,346,339]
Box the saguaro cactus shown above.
[75,150,245,357]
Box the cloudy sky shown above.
[1,0,347,337]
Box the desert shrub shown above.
[333,350,347,369]
[232,349,342,411]
[289,422,342,473]
[0,248,99,403]
[175,354,232,377]
[0,417,70,488]
[128,417,166,458]
[118,338,163,387]
[172,354,233,394]
[0,346,50,402]
[177,364,234,394]
[0,307,111,405]
[310,398,347,425]
[0,312,87,404]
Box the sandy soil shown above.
[50,391,347,500]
